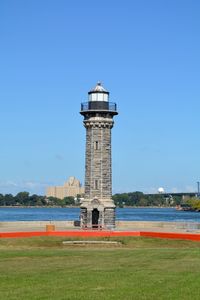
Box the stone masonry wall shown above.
[84,115,114,201]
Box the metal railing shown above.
[81,101,117,112]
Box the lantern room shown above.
[88,82,109,102]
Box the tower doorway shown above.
[92,209,99,228]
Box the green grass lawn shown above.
[1,236,200,300]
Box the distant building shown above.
[46,177,84,199]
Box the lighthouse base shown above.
[80,199,115,230]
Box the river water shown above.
[0,207,200,222]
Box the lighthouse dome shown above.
[90,82,108,93]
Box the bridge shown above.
[146,192,196,199]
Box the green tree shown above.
[185,197,200,211]
[63,197,75,206]
[4,194,15,206]
[15,192,30,206]
[0,194,5,206]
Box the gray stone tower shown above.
[80,82,118,229]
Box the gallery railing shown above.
[81,101,117,112]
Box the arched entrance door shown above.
[92,209,99,228]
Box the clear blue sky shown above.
[0,0,200,195]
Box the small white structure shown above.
[158,187,165,194]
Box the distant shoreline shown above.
[0,205,175,209]
[0,205,79,208]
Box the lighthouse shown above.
[80,82,118,229]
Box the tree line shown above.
[0,192,78,207]
[183,197,200,211]
[0,191,185,207]
[112,192,182,207]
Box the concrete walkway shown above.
[1,220,200,233]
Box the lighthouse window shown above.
[94,180,99,190]
[94,141,99,150]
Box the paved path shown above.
[1,220,200,233]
